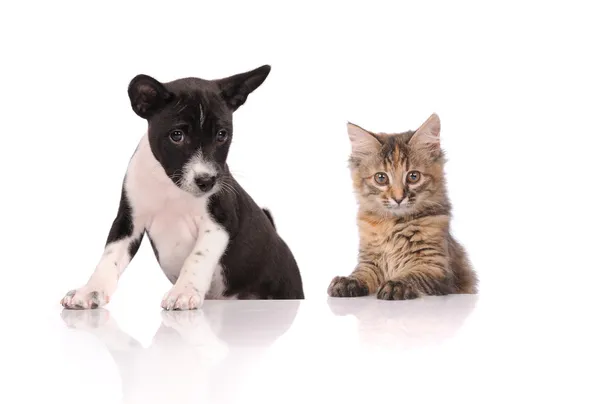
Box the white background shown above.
[1,1,599,403]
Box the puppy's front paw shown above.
[327,276,369,297]
[61,287,110,310]
[377,280,419,300]
[161,285,204,311]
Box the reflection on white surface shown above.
[61,301,300,404]
[55,295,599,404]
[327,294,478,350]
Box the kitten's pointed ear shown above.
[409,113,441,153]
[347,122,381,157]
[128,74,173,119]
[216,64,271,111]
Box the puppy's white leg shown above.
[61,187,145,309]
[161,223,229,310]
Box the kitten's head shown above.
[347,113,448,216]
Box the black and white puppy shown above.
[61,65,304,310]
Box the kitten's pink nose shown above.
[392,197,404,204]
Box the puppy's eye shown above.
[407,171,421,184]
[216,129,228,143]
[374,172,389,185]
[169,130,185,143]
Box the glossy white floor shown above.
[6,287,597,404]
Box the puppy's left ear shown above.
[216,65,271,111]
[128,74,173,119]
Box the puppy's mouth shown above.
[172,174,221,197]
[179,154,221,196]
[185,176,222,197]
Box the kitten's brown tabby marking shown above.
[328,113,477,300]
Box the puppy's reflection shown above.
[61,300,300,404]
[327,294,479,350]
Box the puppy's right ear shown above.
[127,74,173,119]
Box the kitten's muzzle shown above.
[194,174,217,192]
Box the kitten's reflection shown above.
[327,294,479,350]
[61,300,300,404]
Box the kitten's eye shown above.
[374,172,389,185]
[407,171,421,184]
[169,130,185,143]
[216,129,228,143]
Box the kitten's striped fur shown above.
[328,113,477,300]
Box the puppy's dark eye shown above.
[216,129,228,143]
[374,172,389,185]
[169,130,185,143]
[407,171,421,184]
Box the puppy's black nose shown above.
[194,174,217,192]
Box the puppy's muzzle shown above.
[194,174,217,192]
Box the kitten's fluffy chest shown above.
[357,211,449,269]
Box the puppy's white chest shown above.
[125,135,222,289]
[146,205,206,283]
[131,185,211,284]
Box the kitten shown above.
[328,113,477,300]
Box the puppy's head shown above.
[127,65,271,196]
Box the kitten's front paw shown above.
[377,280,419,300]
[60,286,110,310]
[328,276,369,297]
[161,285,204,311]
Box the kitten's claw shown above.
[377,280,419,300]
[327,276,369,297]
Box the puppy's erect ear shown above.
[128,74,173,119]
[216,65,271,111]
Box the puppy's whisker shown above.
[220,182,240,198]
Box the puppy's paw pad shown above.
[327,276,369,297]
[161,287,203,311]
[377,280,419,300]
[61,288,110,310]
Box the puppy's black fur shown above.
[262,208,275,228]
[208,176,303,299]
[124,65,304,300]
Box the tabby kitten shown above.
[328,113,477,300]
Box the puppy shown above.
[61,65,304,310]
